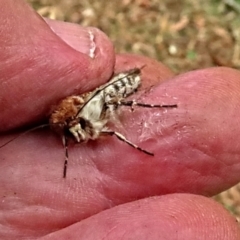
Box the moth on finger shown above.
[49,67,178,178]
[0,68,177,178]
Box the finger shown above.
[106,66,240,198]
[42,194,240,240]
[136,66,240,196]
[0,0,114,131]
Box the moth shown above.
[49,67,177,177]
[0,67,177,178]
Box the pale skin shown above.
[1,1,240,239]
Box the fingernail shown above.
[45,19,96,58]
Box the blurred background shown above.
[27,0,240,73]
[26,0,240,220]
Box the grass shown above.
[27,0,240,73]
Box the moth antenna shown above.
[76,68,142,117]
[102,130,154,156]
[139,64,146,71]
[0,124,49,148]
[62,135,69,178]
[113,100,178,109]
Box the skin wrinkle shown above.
[191,141,228,168]
[100,225,120,240]
[68,162,117,210]
[137,110,178,142]
[94,159,147,203]
[117,99,178,147]
[78,159,117,207]
[90,150,137,204]
[120,83,180,145]
[167,138,234,195]
[186,119,240,177]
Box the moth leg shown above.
[62,135,69,178]
[101,130,154,156]
[116,100,177,109]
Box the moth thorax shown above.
[49,96,85,135]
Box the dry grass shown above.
[26,0,240,220]
[27,0,240,73]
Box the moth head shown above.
[67,117,93,142]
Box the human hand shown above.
[1,1,240,239]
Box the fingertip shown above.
[45,19,115,81]
[43,194,240,240]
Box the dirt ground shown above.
[26,0,240,220]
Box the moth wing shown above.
[77,90,106,121]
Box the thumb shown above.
[0,0,115,131]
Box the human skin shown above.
[0,0,240,239]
